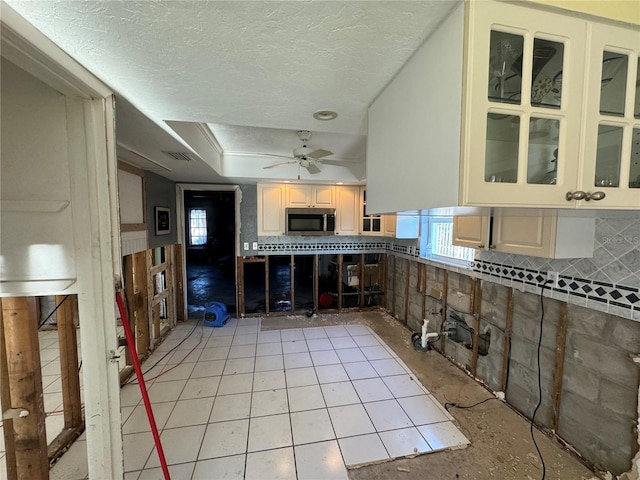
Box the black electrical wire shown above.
[530,281,551,480]
[444,396,501,411]
[126,316,202,384]
[38,295,70,329]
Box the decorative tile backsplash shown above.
[257,236,387,255]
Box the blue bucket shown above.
[203,301,230,328]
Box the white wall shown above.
[366,3,464,214]
[1,58,76,294]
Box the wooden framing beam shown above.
[392,256,397,315]
[500,287,514,393]
[0,305,18,480]
[1,297,48,480]
[134,251,150,355]
[290,255,295,313]
[174,244,185,322]
[337,254,343,311]
[56,295,82,429]
[552,302,569,429]
[439,269,448,352]
[403,258,411,325]
[123,256,135,366]
[381,253,387,309]
[313,255,319,311]
[359,253,365,308]
[265,256,270,316]
[470,278,482,376]
[237,256,245,316]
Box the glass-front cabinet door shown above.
[579,23,640,209]
[463,1,587,206]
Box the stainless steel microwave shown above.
[285,208,335,236]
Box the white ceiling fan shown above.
[262,130,353,177]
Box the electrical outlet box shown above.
[243,242,249,251]
[252,242,258,250]
[547,271,560,288]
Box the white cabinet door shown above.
[257,184,285,235]
[577,22,640,209]
[285,185,311,207]
[452,216,489,249]
[462,1,586,207]
[285,185,335,207]
[311,185,335,207]
[335,186,359,235]
[383,215,396,237]
[491,209,594,258]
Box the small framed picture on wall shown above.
[155,207,171,235]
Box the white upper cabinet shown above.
[285,185,335,208]
[452,215,489,249]
[257,184,285,236]
[335,186,360,235]
[367,1,640,213]
[578,23,640,208]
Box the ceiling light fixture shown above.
[313,110,338,121]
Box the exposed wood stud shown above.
[174,244,185,322]
[56,295,82,429]
[470,279,482,376]
[501,288,514,393]
[381,253,387,309]
[337,254,343,311]
[1,297,48,480]
[124,256,135,366]
[265,256,270,316]
[420,265,426,322]
[290,255,295,314]
[359,253,365,308]
[134,251,150,355]
[237,256,245,316]
[0,305,18,480]
[552,302,569,429]
[313,255,319,311]
[403,259,410,325]
[392,256,397,316]
[440,269,448,352]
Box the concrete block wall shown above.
[385,254,640,476]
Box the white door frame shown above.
[176,183,242,320]
[2,4,124,478]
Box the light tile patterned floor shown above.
[19,318,468,479]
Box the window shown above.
[419,217,475,267]
[189,209,207,245]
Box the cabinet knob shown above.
[489,245,496,250]
[565,190,586,201]
[477,244,485,249]
[585,191,606,201]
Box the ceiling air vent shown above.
[162,151,197,162]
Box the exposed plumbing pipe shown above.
[412,319,441,352]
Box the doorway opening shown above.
[183,190,237,317]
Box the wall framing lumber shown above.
[134,251,150,355]
[313,255,319,311]
[470,278,482,376]
[552,302,569,429]
[500,288,514,393]
[403,259,410,325]
[392,256,397,315]
[1,297,48,480]
[56,295,82,429]
[265,256,270,316]
[359,254,365,308]
[290,255,295,313]
[237,256,245,316]
[439,269,449,352]
[0,305,18,480]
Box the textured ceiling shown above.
[6,0,459,183]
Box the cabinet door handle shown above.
[477,244,485,249]
[565,190,586,201]
[489,245,496,249]
[585,191,606,201]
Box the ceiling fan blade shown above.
[305,163,322,175]
[318,159,357,167]
[263,160,297,169]
[307,149,333,159]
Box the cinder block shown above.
[609,316,640,354]
[511,290,560,349]
[567,303,611,339]
[558,390,634,475]
[480,282,510,330]
[565,333,639,386]
[561,361,600,403]
[597,378,639,418]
